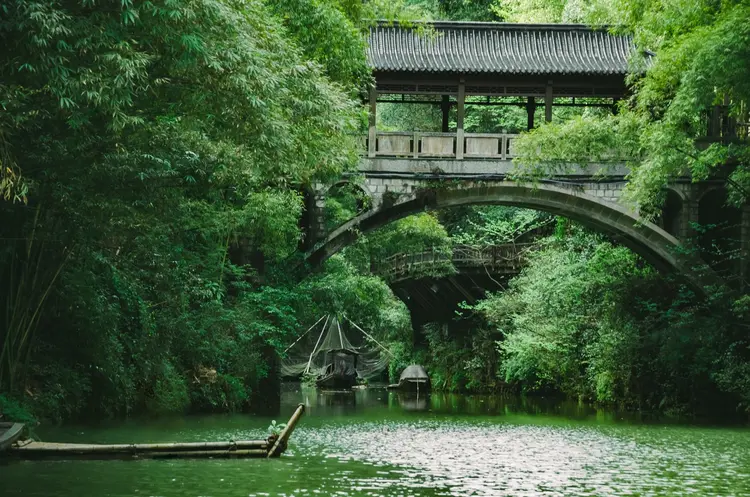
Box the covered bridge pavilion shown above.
[306,22,746,292]
[365,21,644,159]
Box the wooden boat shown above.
[0,423,25,451]
[5,404,304,460]
[315,349,359,390]
[285,315,394,391]
[387,365,430,393]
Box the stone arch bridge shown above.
[303,21,749,290]
[308,176,735,290]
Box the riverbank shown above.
[4,384,749,428]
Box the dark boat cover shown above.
[326,350,357,377]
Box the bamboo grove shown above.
[1,0,749,422]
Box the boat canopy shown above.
[399,365,429,382]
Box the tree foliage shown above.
[512,0,750,209]
[1,0,748,423]
[0,0,400,420]
[473,225,749,415]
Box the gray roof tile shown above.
[368,22,643,75]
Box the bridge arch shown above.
[321,181,373,227]
[324,179,374,199]
[306,182,722,292]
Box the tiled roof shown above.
[368,21,643,75]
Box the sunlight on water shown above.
[2,386,750,497]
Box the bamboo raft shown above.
[4,404,305,460]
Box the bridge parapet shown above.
[370,131,519,160]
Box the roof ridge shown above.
[373,20,618,32]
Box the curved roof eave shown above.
[367,21,651,76]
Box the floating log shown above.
[12,440,268,457]
[6,404,306,461]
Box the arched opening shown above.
[324,182,371,233]
[307,183,722,293]
[660,189,684,238]
[698,188,742,279]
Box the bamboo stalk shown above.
[344,315,395,358]
[11,446,269,460]
[14,440,268,454]
[147,449,268,459]
[284,315,326,353]
[1,253,20,390]
[305,315,328,374]
[13,247,69,390]
[1,210,70,392]
[267,403,305,458]
[218,231,231,286]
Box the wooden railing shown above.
[373,243,534,281]
[366,132,517,160]
[702,105,750,142]
[365,112,748,160]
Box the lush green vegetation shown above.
[512,0,750,209]
[0,0,414,422]
[368,0,750,418]
[0,0,748,424]
[477,224,749,415]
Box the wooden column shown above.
[545,82,553,123]
[368,85,377,158]
[526,96,536,130]
[708,105,721,138]
[456,80,465,159]
[441,95,450,132]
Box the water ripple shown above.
[295,420,750,496]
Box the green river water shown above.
[2,386,750,497]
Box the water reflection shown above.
[317,389,356,408]
[286,383,633,422]
[398,393,429,411]
[3,384,750,497]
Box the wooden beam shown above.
[368,85,377,158]
[448,275,475,304]
[373,72,628,99]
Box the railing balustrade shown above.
[367,132,518,160]
[373,243,534,281]
[738,122,750,141]
[366,110,747,160]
